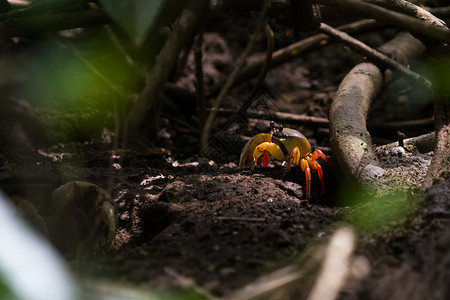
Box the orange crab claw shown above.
[308,157,326,194]
[311,148,332,167]
[317,164,325,193]
[300,158,311,199]
[296,148,329,198]
[253,142,286,167]
[285,146,301,173]
[239,133,272,168]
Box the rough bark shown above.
[316,0,450,45]
[330,62,385,185]
[422,72,450,189]
[329,33,425,187]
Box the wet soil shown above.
[3,139,448,299]
[1,12,450,300]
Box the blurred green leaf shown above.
[339,187,417,233]
[99,0,166,45]
[0,272,18,300]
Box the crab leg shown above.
[262,151,270,166]
[285,146,301,173]
[311,149,332,166]
[317,164,325,193]
[300,158,311,198]
[255,150,270,166]
[309,158,326,194]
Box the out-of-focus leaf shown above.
[99,0,166,45]
[0,192,77,300]
[339,187,416,233]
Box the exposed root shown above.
[329,33,426,189]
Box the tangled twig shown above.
[319,23,432,90]
[207,19,382,97]
[316,0,450,44]
[124,0,208,145]
[200,0,271,148]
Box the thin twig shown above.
[231,268,305,300]
[207,19,383,97]
[164,267,218,300]
[316,0,450,44]
[174,34,196,81]
[104,26,144,78]
[364,0,446,27]
[194,31,206,135]
[307,228,356,300]
[220,23,275,130]
[248,24,274,101]
[216,216,266,222]
[378,131,436,153]
[319,22,432,90]
[124,0,207,144]
[164,114,200,135]
[200,0,271,148]
[368,117,434,130]
[211,108,434,130]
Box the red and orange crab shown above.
[239,123,332,198]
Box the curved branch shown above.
[330,62,385,184]
[247,24,274,101]
[363,0,446,27]
[194,31,206,134]
[207,19,382,97]
[220,24,275,129]
[319,22,431,90]
[316,0,450,45]
[200,0,271,148]
[329,33,425,186]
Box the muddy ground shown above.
[1,11,450,300]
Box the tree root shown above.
[330,62,385,185]
[329,33,425,188]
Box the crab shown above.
[239,123,332,198]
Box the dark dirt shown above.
[1,11,450,300]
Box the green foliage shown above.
[81,283,211,300]
[99,0,167,45]
[339,187,418,233]
[25,32,140,108]
[0,272,18,300]
[425,57,450,101]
